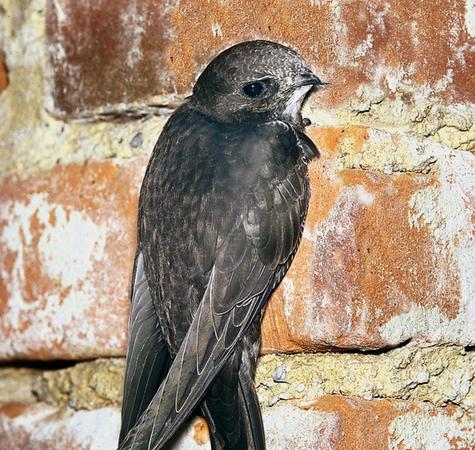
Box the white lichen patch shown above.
[434,68,454,93]
[408,139,474,239]
[9,291,95,354]
[388,408,475,450]
[0,191,127,359]
[403,146,475,345]
[38,206,106,287]
[354,184,375,205]
[0,404,121,450]
[378,305,471,348]
[466,0,475,38]
[1,193,49,329]
[385,66,412,94]
[120,1,146,68]
[282,278,296,322]
[408,186,468,244]
[263,404,338,450]
[1,192,105,285]
[354,33,374,58]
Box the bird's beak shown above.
[293,71,326,88]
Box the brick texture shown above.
[46,0,475,117]
[261,127,475,352]
[0,159,146,360]
[2,0,474,447]
[1,127,473,360]
[1,398,473,450]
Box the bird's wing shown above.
[118,251,171,444]
[118,121,317,450]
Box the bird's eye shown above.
[243,81,264,98]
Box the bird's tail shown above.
[201,332,265,450]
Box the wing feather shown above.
[118,252,171,445]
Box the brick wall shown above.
[0,1,474,449]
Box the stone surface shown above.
[33,359,124,410]
[0,402,338,450]
[0,159,146,360]
[0,0,171,182]
[1,397,474,450]
[46,0,181,118]
[46,0,475,118]
[1,126,474,359]
[0,368,39,404]
[341,97,475,154]
[255,346,475,416]
[311,397,475,450]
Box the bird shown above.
[118,40,323,450]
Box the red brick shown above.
[0,159,147,360]
[47,0,475,118]
[0,53,7,93]
[261,126,475,352]
[308,396,475,450]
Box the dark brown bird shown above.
[118,40,322,450]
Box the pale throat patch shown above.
[282,85,313,123]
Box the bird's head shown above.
[191,40,324,129]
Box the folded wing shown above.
[119,252,171,443]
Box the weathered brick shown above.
[310,396,475,450]
[261,127,475,351]
[46,0,475,118]
[0,403,121,450]
[1,126,474,359]
[0,52,7,93]
[0,398,473,449]
[0,159,147,360]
